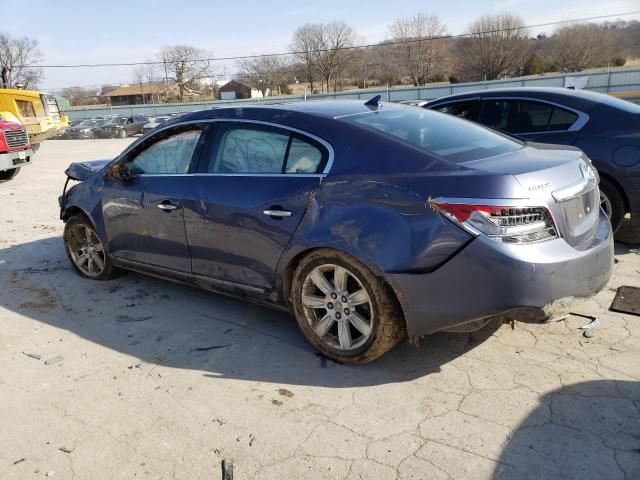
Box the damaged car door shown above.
[183,121,330,292]
[101,125,205,274]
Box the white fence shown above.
[66,67,640,120]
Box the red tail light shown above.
[430,199,558,244]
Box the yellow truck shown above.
[0,88,68,152]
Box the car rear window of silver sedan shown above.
[343,108,523,163]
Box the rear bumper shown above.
[389,209,614,336]
[0,149,33,171]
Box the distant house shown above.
[103,82,168,106]
[218,80,265,100]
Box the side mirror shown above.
[104,162,136,182]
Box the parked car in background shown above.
[426,88,640,234]
[59,100,613,363]
[142,116,171,135]
[0,118,33,181]
[95,115,149,138]
[64,119,109,139]
[94,116,128,138]
[53,119,84,139]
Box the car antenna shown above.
[364,95,382,111]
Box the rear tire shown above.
[63,214,123,280]
[291,249,405,364]
[0,167,20,181]
[599,177,625,233]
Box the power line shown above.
[29,11,640,69]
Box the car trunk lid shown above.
[461,145,600,247]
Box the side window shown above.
[512,100,553,133]
[433,101,476,119]
[479,100,578,134]
[210,127,289,173]
[478,100,509,130]
[16,100,37,118]
[548,107,578,131]
[285,137,324,173]
[129,129,201,175]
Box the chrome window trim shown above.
[429,97,481,111]
[116,118,335,177]
[135,173,325,178]
[477,96,590,134]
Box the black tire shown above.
[63,214,123,280]
[599,177,625,233]
[291,249,405,364]
[0,167,20,181]
[118,129,127,138]
[31,143,40,154]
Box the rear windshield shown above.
[343,108,523,163]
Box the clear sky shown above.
[6,0,640,91]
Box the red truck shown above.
[0,118,32,181]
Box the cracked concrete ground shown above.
[1,139,639,479]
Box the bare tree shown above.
[238,55,290,96]
[159,45,213,101]
[389,13,449,86]
[60,86,99,106]
[546,24,611,72]
[458,13,529,81]
[0,33,43,89]
[132,63,156,104]
[291,22,356,93]
[314,22,357,92]
[291,24,320,92]
[372,43,403,87]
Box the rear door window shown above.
[285,138,324,173]
[432,101,477,119]
[207,124,328,174]
[212,127,288,174]
[479,100,578,134]
[548,107,579,131]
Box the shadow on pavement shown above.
[1,236,502,387]
[492,380,640,480]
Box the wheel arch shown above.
[598,171,630,214]
[279,246,408,330]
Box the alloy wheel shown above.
[600,191,613,220]
[66,223,106,277]
[301,264,374,351]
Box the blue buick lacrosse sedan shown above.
[59,99,612,363]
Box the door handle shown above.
[263,209,292,218]
[157,201,179,211]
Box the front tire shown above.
[118,129,127,138]
[63,214,122,280]
[599,177,625,233]
[0,167,20,181]
[291,249,405,364]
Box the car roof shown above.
[428,87,640,115]
[178,99,405,123]
[428,87,618,107]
